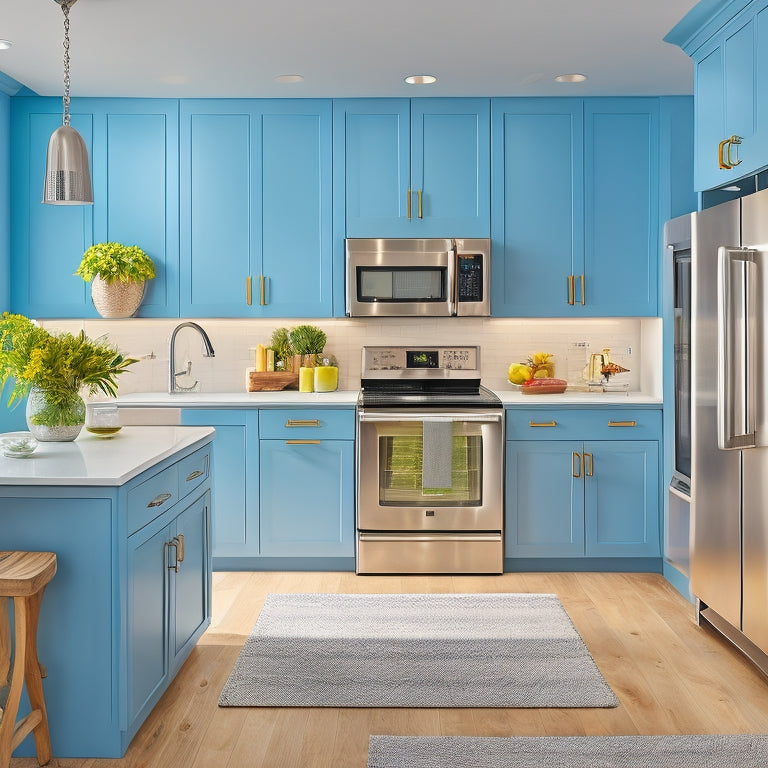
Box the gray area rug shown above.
[366,734,768,768]
[218,592,618,708]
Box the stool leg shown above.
[23,588,51,766]
[0,597,27,768]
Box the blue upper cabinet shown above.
[582,99,659,317]
[666,0,768,191]
[180,99,333,317]
[491,99,584,316]
[10,97,179,318]
[491,97,659,317]
[334,98,490,238]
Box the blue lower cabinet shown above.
[181,409,260,560]
[259,438,354,557]
[504,409,661,563]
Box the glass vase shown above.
[25,386,86,442]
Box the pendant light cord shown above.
[61,0,72,126]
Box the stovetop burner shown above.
[359,345,501,409]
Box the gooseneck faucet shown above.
[169,322,215,393]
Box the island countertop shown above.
[0,425,214,486]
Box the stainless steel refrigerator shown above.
[689,186,768,670]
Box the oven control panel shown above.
[362,346,479,375]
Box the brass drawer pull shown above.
[286,439,321,445]
[584,452,594,477]
[417,188,423,219]
[407,187,412,219]
[147,492,172,508]
[285,419,320,427]
[580,274,585,305]
[177,533,185,563]
[260,275,266,306]
[567,275,575,305]
[608,420,637,427]
[185,469,204,482]
[529,420,557,427]
[246,275,252,305]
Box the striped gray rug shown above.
[218,592,618,708]
[366,734,768,768]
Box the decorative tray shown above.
[520,378,568,395]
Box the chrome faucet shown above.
[169,322,215,393]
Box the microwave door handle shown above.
[717,246,757,449]
[448,243,458,316]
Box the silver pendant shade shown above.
[43,0,93,205]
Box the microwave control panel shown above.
[457,254,484,302]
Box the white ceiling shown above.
[0,0,698,99]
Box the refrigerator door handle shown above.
[717,246,757,450]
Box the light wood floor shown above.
[12,570,768,767]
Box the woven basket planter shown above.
[91,276,145,318]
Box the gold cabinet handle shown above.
[567,275,575,305]
[718,138,731,169]
[572,451,583,478]
[185,470,203,481]
[583,452,593,477]
[580,274,585,305]
[177,533,185,563]
[608,420,637,427]
[726,135,742,168]
[407,187,412,219]
[417,189,423,219]
[260,275,266,306]
[529,420,557,427]
[285,419,320,427]
[148,492,172,508]
[285,439,321,445]
[246,276,252,305]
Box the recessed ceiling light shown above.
[0,40,13,50]
[405,74,437,85]
[555,73,587,83]
[274,74,304,84]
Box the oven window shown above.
[378,431,482,506]
[358,267,446,302]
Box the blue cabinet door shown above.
[180,101,255,316]
[584,440,660,557]
[410,98,490,237]
[491,98,584,316]
[505,440,585,557]
[259,439,355,557]
[336,98,490,238]
[334,98,411,237]
[10,98,178,318]
[10,100,94,317]
[180,99,333,317]
[582,98,659,316]
[181,409,259,560]
[170,491,211,670]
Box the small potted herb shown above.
[76,242,156,318]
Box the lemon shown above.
[533,368,550,379]
[508,363,532,385]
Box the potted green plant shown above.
[0,313,137,441]
[76,242,156,318]
[288,324,327,370]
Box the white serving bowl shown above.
[1,431,39,458]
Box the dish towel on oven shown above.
[422,419,453,489]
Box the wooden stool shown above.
[0,552,57,768]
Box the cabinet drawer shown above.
[505,408,661,441]
[177,446,211,500]
[127,465,179,535]
[258,408,355,440]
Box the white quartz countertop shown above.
[117,391,360,408]
[0,426,214,487]
[496,390,662,406]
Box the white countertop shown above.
[117,391,360,408]
[0,426,214,487]
[496,390,662,406]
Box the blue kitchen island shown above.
[0,426,214,759]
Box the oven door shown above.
[357,409,503,532]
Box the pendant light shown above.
[43,0,93,205]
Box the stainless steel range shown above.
[356,345,504,575]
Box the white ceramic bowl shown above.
[1,431,39,458]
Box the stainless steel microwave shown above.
[345,238,491,317]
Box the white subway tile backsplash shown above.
[38,316,661,398]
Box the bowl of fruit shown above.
[508,352,567,395]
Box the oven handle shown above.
[358,412,502,424]
[359,533,502,542]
